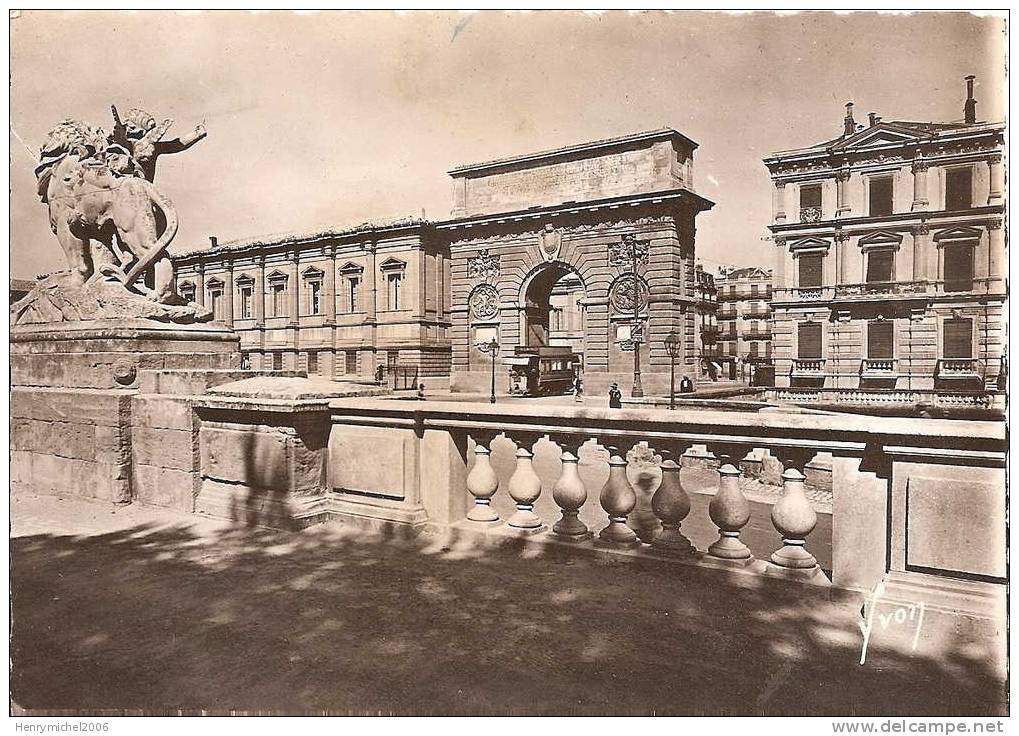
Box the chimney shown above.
[868,112,877,127]
[843,102,856,136]
[209,236,218,248]
[964,75,977,124]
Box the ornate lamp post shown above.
[609,233,650,398]
[664,330,681,410]
[477,337,500,403]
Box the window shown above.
[387,273,402,310]
[272,352,283,371]
[307,350,318,374]
[799,183,822,221]
[750,283,760,298]
[208,286,223,320]
[268,273,288,317]
[868,321,894,359]
[239,284,253,319]
[869,176,894,217]
[865,248,895,283]
[798,253,823,288]
[945,167,973,210]
[345,350,357,375]
[799,183,822,209]
[387,350,400,367]
[179,282,196,303]
[347,276,360,312]
[309,279,322,315]
[749,342,760,358]
[943,319,973,359]
[797,322,822,359]
[943,243,975,292]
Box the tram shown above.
[505,346,581,397]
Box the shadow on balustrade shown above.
[11,517,1005,716]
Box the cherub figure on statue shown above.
[109,105,207,183]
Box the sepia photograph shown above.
[7,8,1009,724]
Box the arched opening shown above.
[521,263,586,365]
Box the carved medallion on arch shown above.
[468,283,500,321]
[609,273,649,314]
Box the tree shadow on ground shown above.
[10,517,1006,716]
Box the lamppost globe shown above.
[664,330,681,358]
[664,330,681,410]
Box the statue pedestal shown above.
[11,320,241,504]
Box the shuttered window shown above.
[868,321,894,359]
[866,248,894,283]
[869,176,894,216]
[798,322,822,359]
[946,167,973,210]
[345,351,358,375]
[943,319,973,359]
[798,254,823,288]
[943,243,975,292]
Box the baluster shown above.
[466,433,500,523]
[769,451,825,576]
[627,443,663,544]
[597,441,640,547]
[506,433,545,531]
[650,444,696,556]
[551,436,592,541]
[706,445,752,561]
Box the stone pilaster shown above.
[987,155,1004,205]
[773,181,787,223]
[835,168,851,217]
[197,262,206,307]
[224,260,234,326]
[911,223,928,282]
[911,159,929,212]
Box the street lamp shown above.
[477,337,500,403]
[609,233,650,398]
[664,330,681,410]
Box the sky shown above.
[9,10,1006,279]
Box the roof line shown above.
[448,127,698,176]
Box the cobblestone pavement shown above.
[11,491,1004,715]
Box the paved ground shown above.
[11,491,1005,715]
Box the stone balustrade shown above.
[322,399,1005,609]
[768,386,1000,410]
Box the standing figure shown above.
[608,382,623,409]
[679,375,694,394]
[573,373,584,403]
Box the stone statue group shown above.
[13,106,211,325]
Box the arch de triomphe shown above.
[435,128,715,396]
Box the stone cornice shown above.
[435,188,714,236]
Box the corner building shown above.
[763,78,1005,412]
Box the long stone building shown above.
[763,76,1005,412]
[173,220,452,379]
